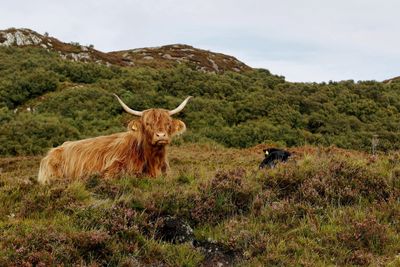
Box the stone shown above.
[208,58,219,72]
[194,239,237,267]
[162,53,175,60]
[156,216,194,244]
[0,30,43,46]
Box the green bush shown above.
[0,112,79,155]
[1,69,59,108]
[261,152,398,206]
[191,168,256,224]
[1,46,400,155]
[53,62,118,83]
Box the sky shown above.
[1,0,399,82]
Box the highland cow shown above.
[37,94,192,184]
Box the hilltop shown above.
[0,28,124,66]
[109,44,251,73]
[383,76,400,84]
[0,28,251,73]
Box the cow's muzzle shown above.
[153,133,170,145]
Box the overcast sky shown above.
[1,0,399,82]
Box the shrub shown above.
[2,69,59,108]
[54,62,116,83]
[0,224,112,265]
[191,168,256,224]
[262,153,396,206]
[73,202,149,239]
[339,217,390,265]
[0,113,79,155]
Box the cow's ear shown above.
[127,120,141,132]
[171,119,186,136]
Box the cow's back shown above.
[38,131,140,183]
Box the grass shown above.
[0,143,399,266]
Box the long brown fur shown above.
[38,108,186,184]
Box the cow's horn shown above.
[169,96,193,115]
[113,94,143,116]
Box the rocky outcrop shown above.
[0,28,46,47]
[112,44,251,73]
[0,28,125,66]
[155,216,195,244]
[154,216,240,266]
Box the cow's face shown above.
[115,94,191,147]
[130,109,186,146]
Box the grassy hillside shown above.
[1,32,400,266]
[1,46,400,156]
[0,144,399,266]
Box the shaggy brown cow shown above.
[37,94,192,184]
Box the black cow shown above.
[259,148,291,169]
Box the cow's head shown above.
[114,94,191,146]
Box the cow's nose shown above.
[156,132,166,138]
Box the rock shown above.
[208,58,219,72]
[199,66,208,72]
[0,29,43,47]
[153,215,239,266]
[194,239,237,267]
[156,216,194,244]
[130,48,146,53]
[162,53,175,60]
[143,56,154,60]
[69,52,91,61]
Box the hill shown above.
[0,28,400,155]
[0,28,251,73]
[109,44,251,73]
